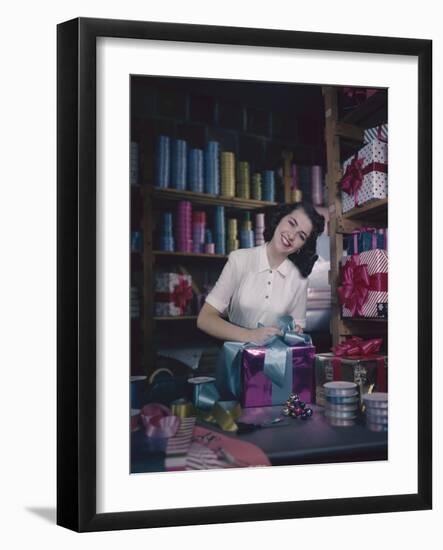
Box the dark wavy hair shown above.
[263,202,325,278]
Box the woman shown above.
[197,202,325,345]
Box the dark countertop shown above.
[131,404,387,473]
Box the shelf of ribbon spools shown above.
[153,135,279,205]
[154,205,266,256]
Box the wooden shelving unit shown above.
[139,184,279,375]
[323,87,388,348]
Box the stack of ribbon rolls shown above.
[236,161,251,199]
[251,172,262,200]
[170,139,187,190]
[323,381,360,427]
[204,141,220,195]
[221,152,235,198]
[155,135,170,188]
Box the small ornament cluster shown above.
[282,393,313,420]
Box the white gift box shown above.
[154,272,193,316]
[341,138,388,213]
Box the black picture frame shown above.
[57,17,432,532]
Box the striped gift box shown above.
[364,124,388,145]
[165,417,196,471]
[342,249,388,319]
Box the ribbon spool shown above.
[130,375,147,409]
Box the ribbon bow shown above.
[341,155,364,205]
[337,256,370,317]
[331,336,382,357]
[172,279,192,312]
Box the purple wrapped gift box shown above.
[241,345,315,408]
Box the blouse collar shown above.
[257,243,291,277]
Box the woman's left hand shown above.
[295,324,303,333]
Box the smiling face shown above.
[272,207,313,256]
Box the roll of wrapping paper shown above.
[237,161,251,199]
[170,139,187,190]
[188,148,204,193]
[251,173,262,200]
[311,165,324,206]
[221,152,236,198]
[155,135,170,188]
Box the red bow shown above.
[172,279,193,313]
[332,336,382,357]
[337,256,370,317]
[341,156,364,204]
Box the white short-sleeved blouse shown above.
[205,243,308,329]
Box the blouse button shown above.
[268,281,271,285]
[269,270,272,273]
[265,296,269,299]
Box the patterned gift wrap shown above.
[154,272,193,316]
[339,248,388,319]
[363,124,388,145]
[315,353,387,407]
[341,138,387,213]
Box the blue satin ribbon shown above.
[192,379,220,410]
[218,316,312,400]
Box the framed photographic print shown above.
[57,17,432,532]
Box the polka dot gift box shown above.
[341,138,387,213]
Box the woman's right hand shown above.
[249,326,282,345]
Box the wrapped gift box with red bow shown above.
[341,138,387,213]
[155,272,193,316]
[315,337,387,407]
[338,249,388,319]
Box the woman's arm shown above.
[197,303,282,344]
[197,303,251,342]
